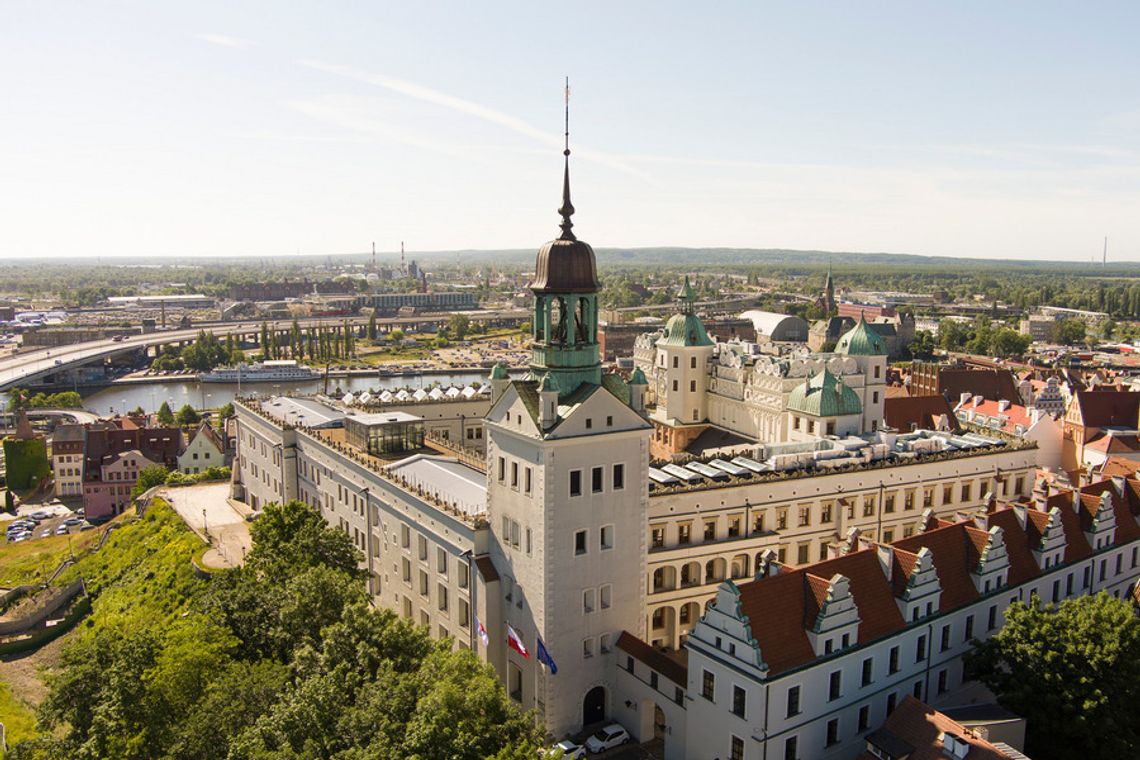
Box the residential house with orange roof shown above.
[1061,389,1140,476]
[954,395,1062,470]
[861,695,1029,760]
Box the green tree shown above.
[448,313,470,341]
[966,593,1140,760]
[367,312,378,341]
[908,330,935,360]
[175,403,201,426]
[389,328,405,343]
[247,500,364,580]
[1054,318,1087,345]
[132,464,170,499]
[157,401,175,426]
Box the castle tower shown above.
[823,261,836,316]
[834,313,888,432]
[653,276,715,428]
[484,109,652,736]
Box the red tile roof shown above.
[885,395,961,433]
[956,397,1037,435]
[860,695,1016,760]
[616,631,687,686]
[1072,390,1140,428]
[731,476,1140,676]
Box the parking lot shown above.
[3,501,93,544]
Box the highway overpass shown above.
[0,311,527,392]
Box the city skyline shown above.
[4,2,1140,261]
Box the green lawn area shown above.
[0,528,104,588]
[0,678,38,753]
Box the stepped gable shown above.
[737,570,815,676]
[986,509,1040,585]
[893,523,989,611]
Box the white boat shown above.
[199,360,320,384]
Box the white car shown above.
[545,740,586,759]
[584,724,630,754]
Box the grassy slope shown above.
[0,499,206,751]
[0,678,37,750]
[0,529,105,588]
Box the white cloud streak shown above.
[298,60,648,179]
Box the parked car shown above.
[79,523,96,531]
[39,529,53,538]
[55,525,69,535]
[584,724,630,754]
[544,740,586,759]
[30,511,49,520]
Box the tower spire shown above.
[558,77,576,241]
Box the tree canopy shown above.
[12,499,541,760]
[966,593,1140,760]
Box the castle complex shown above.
[232,140,1064,757]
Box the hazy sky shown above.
[3,2,1140,262]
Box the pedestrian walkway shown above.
[162,482,251,568]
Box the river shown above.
[74,371,500,416]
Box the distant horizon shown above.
[4,3,1139,261]
[3,244,1140,271]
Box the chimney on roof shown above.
[1112,475,1127,498]
[1012,504,1028,530]
[919,507,935,531]
[960,392,972,407]
[998,399,1011,412]
[875,544,894,581]
[973,395,983,408]
[757,549,779,579]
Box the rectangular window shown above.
[600,633,611,653]
[678,523,691,544]
[730,735,744,760]
[705,520,716,541]
[438,584,448,612]
[885,495,895,513]
[964,615,974,642]
[569,470,582,497]
[961,483,972,501]
[784,736,797,760]
[887,692,897,715]
[888,646,899,674]
[583,588,595,613]
[401,524,410,548]
[458,562,469,589]
[600,525,614,550]
[728,517,741,537]
[526,528,532,555]
[858,704,870,731]
[916,634,927,663]
[777,510,787,530]
[732,685,746,717]
[418,535,428,561]
[419,570,428,596]
[828,670,842,701]
[861,657,874,687]
[988,605,997,630]
[402,557,411,583]
[612,463,624,490]
[940,624,951,652]
[651,526,665,548]
[702,670,715,701]
[786,685,800,717]
[592,466,603,493]
[511,461,518,488]
[437,548,448,575]
[583,638,594,658]
[600,584,612,609]
[498,456,505,482]
[938,669,948,695]
[575,530,587,556]
[826,718,839,746]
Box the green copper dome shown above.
[629,367,648,385]
[658,313,713,348]
[489,363,509,381]
[835,315,886,356]
[786,369,862,417]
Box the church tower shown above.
[823,261,836,316]
[483,102,652,738]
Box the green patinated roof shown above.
[629,367,648,385]
[676,275,696,302]
[489,364,509,380]
[835,314,886,356]
[537,372,560,393]
[658,313,713,348]
[786,369,862,418]
[601,373,630,406]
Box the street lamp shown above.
[202,508,207,539]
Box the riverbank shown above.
[112,363,526,386]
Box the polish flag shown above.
[476,616,490,647]
[507,624,529,658]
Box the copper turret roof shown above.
[530,145,599,294]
